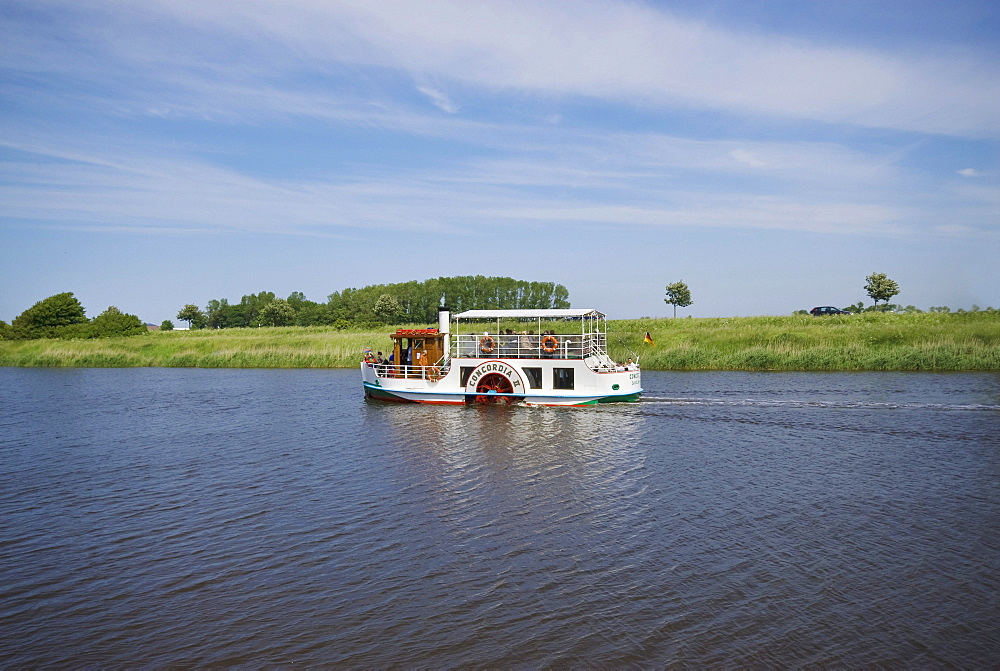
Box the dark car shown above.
[810,306,850,316]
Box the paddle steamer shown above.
[361,307,642,406]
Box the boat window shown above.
[553,368,574,390]
[460,367,475,386]
[522,367,542,389]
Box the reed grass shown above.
[613,312,1000,371]
[1,312,997,371]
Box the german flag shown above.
[644,331,655,346]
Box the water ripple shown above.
[1,368,998,666]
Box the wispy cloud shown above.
[95,0,996,138]
[3,120,994,244]
[730,150,768,168]
[417,86,458,114]
[8,1,996,137]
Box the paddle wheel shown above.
[473,372,515,404]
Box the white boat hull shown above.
[362,357,641,406]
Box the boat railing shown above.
[371,362,451,380]
[451,333,605,360]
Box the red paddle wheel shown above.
[473,373,515,404]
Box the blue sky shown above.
[2,0,998,322]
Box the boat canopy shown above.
[454,309,603,319]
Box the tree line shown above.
[171,276,571,330]
[0,293,146,340]
[1,277,571,339]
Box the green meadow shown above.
[616,311,1000,371]
[0,311,997,371]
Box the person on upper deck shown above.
[502,329,518,357]
[518,331,532,354]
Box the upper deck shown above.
[450,308,620,370]
[369,307,631,380]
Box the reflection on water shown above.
[1,368,998,667]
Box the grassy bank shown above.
[617,312,1000,371]
[1,312,998,371]
[0,327,379,369]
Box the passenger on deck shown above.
[502,329,517,357]
[519,331,532,355]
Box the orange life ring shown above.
[427,366,441,382]
[541,335,559,353]
[480,336,495,353]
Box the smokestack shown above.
[438,306,450,358]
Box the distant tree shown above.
[176,304,206,329]
[91,306,146,338]
[295,301,333,326]
[373,293,403,324]
[864,272,900,308]
[206,298,242,329]
[240,291,276,327]
[286,291,307,310]
[552,283,570,309]
[664,280,693,318]
[843,302,866,314]
[11,292,88,339]
[160,320,175,331]
[260,299,296,327]
[0,320,10,340]
[928,306,951,313]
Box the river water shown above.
[2,367,998,667]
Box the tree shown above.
[373,293,403,324]
[177,304,206,329]
[160,320,175,330]
[259,299,296,327]
[664,280,693,318]
[91,306,146,338]
[11,292,88,338]
[286,291,307,311]
[864,272,900,308]
[240,291,276,327]
[206,298,241,329]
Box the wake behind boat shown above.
[361,307,642,406]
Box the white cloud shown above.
[731,150,767,168]
[7,1,998,137]
[6,122,990,244]
[958,168,980,177]
[150,0,996,138]
[416,86,458,114]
